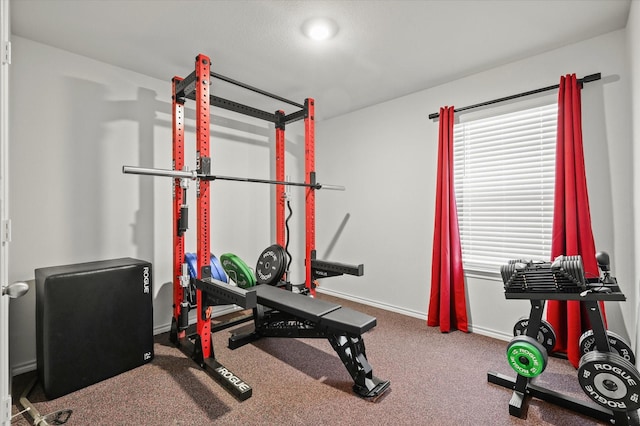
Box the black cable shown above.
[284,199,307,291]
[579,270,613,296]
[285,199,293,274]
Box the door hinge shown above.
[2,41,11,65]
[1,219,10,243]
[1,396,11,425]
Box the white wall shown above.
[316,29,635,344]
[8,37,306,373]
[628,0,640,356]
[8,24,637,373]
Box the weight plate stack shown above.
[184,253,228,283]
[255,244,287,285]
[579,330,636,365]
[578,351,640,412]
[506,335,548,378]
[220,253,256,289]
[513,317,557,353]
[551,255,586,288]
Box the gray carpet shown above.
[10,293,616,425]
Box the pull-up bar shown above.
[122,166,346,191]
[174,69,308,126]
[211,72,305,109]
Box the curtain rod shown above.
[427,73,601,120]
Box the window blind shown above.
[453,103,557,274]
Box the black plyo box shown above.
[35,258,154,399]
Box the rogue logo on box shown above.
[143,266,150,294]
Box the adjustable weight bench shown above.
[229,284,390,399]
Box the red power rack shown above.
[121,53,376,401]
[168,54,321,400]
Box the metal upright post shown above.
[275,111,286,250]
[195,54,212,359]
[172,76,186,339]
[304,99,316,294]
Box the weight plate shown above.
[578,351,640,412]
[513,317,557,353]
[220,253,256,289]
[255,244,286,285]
[579,330,636,365]
[275,245,287,282]
[210,254,228,283]
[506,335,548,378]
[185,252,198,279]
[185,253,229,283]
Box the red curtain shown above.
[428,106,468,333]
[546,74,604,368]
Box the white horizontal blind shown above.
[453,104,557,274]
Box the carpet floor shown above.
[10,293,624,425]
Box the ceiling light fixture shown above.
[302,18,338,41]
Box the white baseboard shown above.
[153,304,243,335]
[316,287,513,342]
[13,297,512,377]
[11,360,36,376]
[466,325,512,342]
[316,287,427,320]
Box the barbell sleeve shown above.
[316,183,346,191]
[122,166,198,180]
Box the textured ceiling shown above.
[10,0,632,121]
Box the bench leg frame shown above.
[229,307,390,400]
[327,333,390,399]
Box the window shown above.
[453,103,557,275]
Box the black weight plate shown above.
[578,351,640,412]
[579,330,636,365]
[276,244,287,281]
[255,244,286,285]
[513,317,557,353]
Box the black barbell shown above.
[122,165,345,191]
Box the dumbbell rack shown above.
[488,288,639,425]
